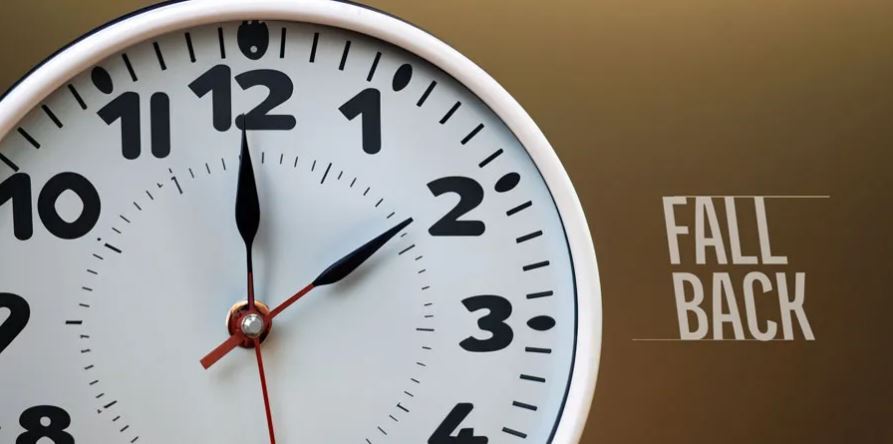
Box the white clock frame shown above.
[0,0,602,442]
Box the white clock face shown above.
[0,16,581,444]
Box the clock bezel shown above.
[0,0,602,442]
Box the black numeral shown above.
[1,172,100,240]
[17,405,74,444]
[234,69,296,130]
[98,92,171,159]
[429,403,489,444]
[460,295,514,352]
[339,88,382,154]
[190,65,296,131]
[0,173,32,240]
[0,293,29,356]
[428,177,485,236]
[189,65,232,131]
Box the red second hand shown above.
[254,338,276,444]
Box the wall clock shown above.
[0,0,601,442]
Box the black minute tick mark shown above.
[18,128,39,148]
[68,84,88,109]
[516,230,543,243]
[502,427,528,438]
[0,153,18,172]
[522,260,550,271]
[513,401,538,411]
[507,201,532,216]
[152,42,166,70]
[121,54,137,81]
[366,51,381,81]
[439,101,461,124]
[461,124,484,145]
[184,32,196,62]
[217,27,226,58]
[321,162,332,184]
[527,290,553,299]
[279,27,287,58]
[310,32,319,62]
[42,105,63,128]
[525,346,551,354]
[520,374,546,383]
[339,40,351,70]
[417,81,436,106]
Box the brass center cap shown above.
[226,300,272,348]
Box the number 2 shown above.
[427,176,485,237]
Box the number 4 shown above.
[429,403,489,444]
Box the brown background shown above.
[2,0,891,442]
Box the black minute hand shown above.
[235,125,261,307]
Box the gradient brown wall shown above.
[2,1,890,442]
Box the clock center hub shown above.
[226,300,272,347]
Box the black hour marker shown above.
[152,42,166,70]
[439,101,461,124]
[506,201,532,216]
[522,260,550,271]
[366,51,381,81]
[104,243,122,254]
[121,54,137,81]
[339,40,351,70]
[417,80,436,106]
[516,230,542,243]
[42,105,63,128]
[399,244,415,255]
[65,320,83,325]
[185,32,196,62]
[237,21,269,59]
[527,315,556,331]
[461,123,484,145]
[91,67,114,94]
[309,32,319,62]
[392,64,412,91]
[18,128,39,148]
[68,84,88,109]
[495,172,520,192]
